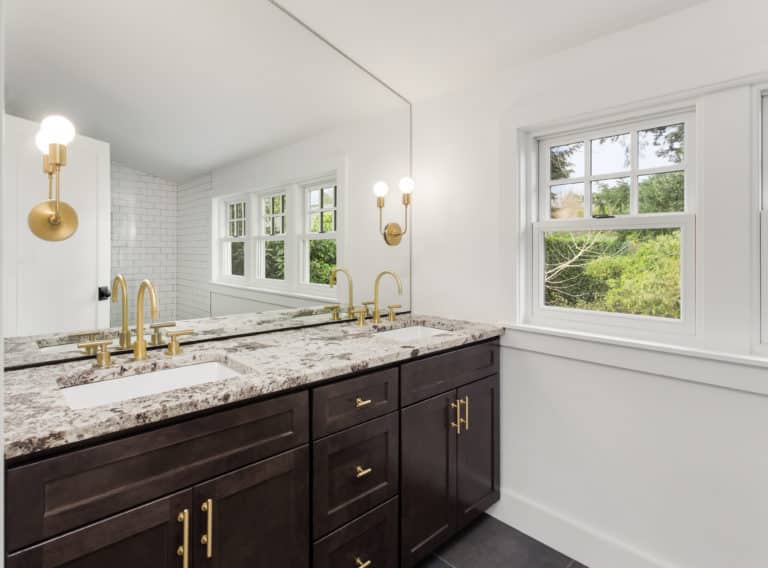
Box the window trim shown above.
[527,109,697,337]
[217,195,249,284]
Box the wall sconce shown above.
[373,176,414,246]
[28,115,79,241]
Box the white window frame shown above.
[300,180,341,289]
[528,110,697,337]
[254,191,288,282]
[211,172,343,300]
[217,196,249,284]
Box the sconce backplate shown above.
[383,222,403,246]
[28,199,79,241]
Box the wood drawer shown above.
[313,368,399,439]
[313,412,399,538]
[313,497,398,568]
[7,391,309,552]
[401,341,499,406]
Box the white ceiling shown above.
[5,0,405,181]
[277,0,709,101]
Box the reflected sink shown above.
[61,362,240,409]
[375,326,453,343]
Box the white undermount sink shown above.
[375,326,453,343]
[60,362,240,410]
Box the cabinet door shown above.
[400,391,457,568]
[6,490,192,568]
[456,374,500,530]
[193,446,309,568]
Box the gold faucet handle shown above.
[323,304,341,321]
[73,330,104,355]
[166,329,195,356]
[77,339,113,368]
[149,321,176,346]
[361,301,375,316]
[387,304,403,322]
[352,308,367,327]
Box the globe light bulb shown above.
[39,115,76,146]
[398,176,415,194]
[373,181,390,197]
[35,130,50,155]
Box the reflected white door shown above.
[2,114,111,337]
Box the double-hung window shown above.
[303,182,338,285]
[222,200,247,278]
[530,111,696,333]
[214,176,341,297]
[259,192,287,281]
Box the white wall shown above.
[177,173,213,319]
[413,1,768,567]
[2,114,111,336]
[178,108,411,313]
[111,162,177,324]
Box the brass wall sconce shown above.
[28,115,79,241]
[373,176,414,246]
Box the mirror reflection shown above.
[2,0,412,366]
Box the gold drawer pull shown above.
[355,397,372,408]
[463,395,470,431]
[355,557,372,568]
[451,400,463,434]
[177,509,190,568]
[355,465,373,479]
[200,498,213,559]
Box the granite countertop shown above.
[3,306,337,369]
[4,315,503,460]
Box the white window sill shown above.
[500,322,768,397]
[209,280,334,303]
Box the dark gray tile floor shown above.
[418,515,588,568]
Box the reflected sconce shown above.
[374,176,414,246]
[28,115,79,241]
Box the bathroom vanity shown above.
[4,317,502,568]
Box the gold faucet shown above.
[329,267,355,318]
[111,274,131,349]
[134,279,159,361]
[372,271,403,324]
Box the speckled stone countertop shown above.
[5,315,502,460]
[4,306,335,369]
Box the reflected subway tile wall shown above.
[110,162,178,326]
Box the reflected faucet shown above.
[372,271,403,324]
[111,274,131,349]
[329,267,355,318]
[134,279,159,361]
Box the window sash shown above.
[539,113,693,221]
[531,213,696,331]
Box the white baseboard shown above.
[487,489,680,568]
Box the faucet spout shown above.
[111,274,131,349]
[329,267,355,318]
[134,279,159,361]
[373,271,403,324]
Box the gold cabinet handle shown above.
[463,395,470,432]
[177,509,190,568]
[355,397,372,408]
[355,465,373,479]
[200,498,213,559]
[451,400,463,434]
[355,557,372,568]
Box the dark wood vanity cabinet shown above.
[6,339,500,568]
[401,350,500,568]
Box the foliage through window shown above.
[214,177,341,296]
[536,113,694,324]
